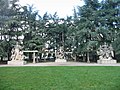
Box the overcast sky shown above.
[19,0,85,18]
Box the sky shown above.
[19,0,85,18]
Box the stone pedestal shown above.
[97,59,117,64]
[8,60,27,65]
[55,59,67,62]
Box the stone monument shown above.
[97,44,117,64]
[55,46,67,62]
[8,42,26,65]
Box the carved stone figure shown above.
[8,42,26,65]
[55,46,67,62]
[97,44,117,64]
[11,42,24,61]
[97,44,113,60]
[56,46,64,59]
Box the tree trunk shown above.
[71,54,77,62]
[74,54,77,62]
[1,56,3,61]
[83,53,86,62]
[62,32,65,59]
[87,52,90,63]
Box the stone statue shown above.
[56,46,64,59]
[11,42,24,61]
[97,44,114,60]
[97,44,117,64]
[55,46,67,62]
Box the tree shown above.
[99,0,120,55]
[21,5,44,51]
[72,0,100,62]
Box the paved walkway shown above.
[0,62,120,67]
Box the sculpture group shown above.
[97,44,117,64]
[8,42,26,65]
[55,46,67,62]
[11,42,24,61]
[8,42,117,65]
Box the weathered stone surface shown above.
[97,44,117,64]
[8,42,26,65]
[55,46,67,62]
[8,61,27,65]
[55,59,67,62]
[11,42,24,61]
[97,59,117,64]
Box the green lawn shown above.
[0,66,120,90]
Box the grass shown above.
[0,66,120,90]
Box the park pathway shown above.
[0,62,120,67]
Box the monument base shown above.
[97,59,117,64]
[55,59,67,62]
[8,60,27,65]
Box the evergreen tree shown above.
[73,0,100,62]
